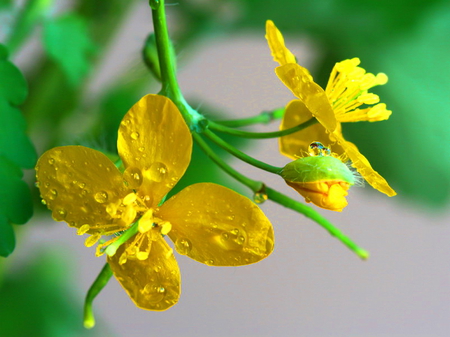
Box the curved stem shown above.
[208,118,317,139]
[83,263,113,329]
[214,107,285,127]
[266,187,369,260]
[203,129,283,174]
[193,133,262,192]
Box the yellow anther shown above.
[123,193,137,205]
[85,234,101,247]
[160,222,172,235]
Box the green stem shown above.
[105,221,139,257]
[266,187,369,260]
[208,118,317,139]
[214,107,285,127]
[83,263,113,329]
[150,0,203,129]
[194,133,368,260]
[203,129,283,174]
[150,0,180,100]
[193,133,262,191]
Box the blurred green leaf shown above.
[0,44,35,256]
[0,44,37,169]
[344,3,450,207]
[43,14,96,86]
[0,250,115,336]
[0,214,15,257]
[5,0,53,53]
[0,156,33,257]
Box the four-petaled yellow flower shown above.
[266,20,396,197]
[35,94,274,311]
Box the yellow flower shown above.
[265,20,396,197]
[35,94,274,311]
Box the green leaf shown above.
[43,14,96,86]
[0,156,33,257]
[0,45,35,256]
[0,156,33,224]
[0,214,15,257]
[0,44,37,169]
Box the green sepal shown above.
[281,156,355,184]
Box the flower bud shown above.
[281,153,355,212]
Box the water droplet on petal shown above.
[48,158,55,165]
[143,284,166,303]
[221,232,229,241]
[308,141,331,157]
[52,208,67,221]
[230,228,239,236]
[138,146,145,152]
[237,235,245,245]
[94,191,108,203]
[205,259,214,266]
[175,238,192,255]
[123,167,143,189]
[148,162,168,182]
[130,132,140,140]
[41,199,47,205]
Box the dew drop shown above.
[78,182,86,189]
[138,146,145,152]
[45,182,50,188]
[48,158,55,165]
[230,228,239,236]
[175,238,192,255]
[308,141,331,157]
[148,162,168,182]
[221,232,229,241]
[41,199,47,205]
[143,284,166,303]
[237,235,246,245]
[94,191,108,203]
[123,166,143,189]
[53,208,67,221]
[130,132,140,140]
[253,191,268,204]
[205,259,214,266]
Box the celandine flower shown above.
[265,20,396,197]
[35,94,274,311]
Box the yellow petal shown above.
[275,63,337,132]
[108,236,181,311]
[265,20,297,66]
[279,100,345,159]
[285,180,350,212]
[158,183,274,266]
[35,146,131,233]
[118,94,192,207]
[334,134,397,197]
